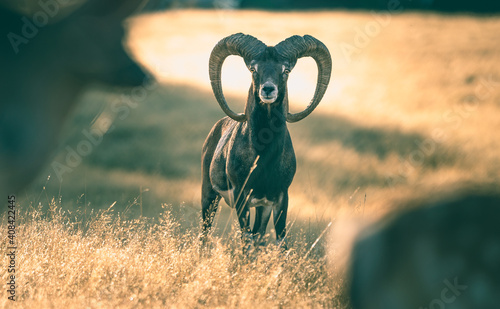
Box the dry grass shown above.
[4,9,500,308]
[1,201,346,308]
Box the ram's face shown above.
[248,49,291,104]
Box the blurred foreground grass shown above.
[3,9,500,308]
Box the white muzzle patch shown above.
[259,81,278,104]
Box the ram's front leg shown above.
[252,206,273,247]
[235,195,253,254]
[273,192,289,250]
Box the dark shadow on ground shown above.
[66,83,458,176]
[292,113,458,168]
[28,82,463,215]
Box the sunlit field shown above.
[2,9,500,308]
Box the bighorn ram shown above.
[201,33,332,249]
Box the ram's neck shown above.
[246,90,288,155]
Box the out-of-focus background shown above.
[2,0,499,307]
[28,0,500,224]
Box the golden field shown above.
[1,9,500,308]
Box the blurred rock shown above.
[0,0,149,194]
[350,190,500,309]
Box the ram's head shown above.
[209,33,332,122]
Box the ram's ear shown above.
[287,59,298,71]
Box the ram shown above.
[201,33,332,250]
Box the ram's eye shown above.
[284,69,290,75]
[250,67,256,73]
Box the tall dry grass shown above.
[1,199,346,308]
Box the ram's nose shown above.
[262,84,276,96]
[259,82,278,104]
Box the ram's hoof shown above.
[241,233,256,255]
[199,234,214,258]
[275,237,288,251]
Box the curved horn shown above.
[209,33,266,122]
[275,35,332,123]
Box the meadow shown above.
[1,9,500,308]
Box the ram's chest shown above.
[219,159,288,208]
[214,123,296,207]
[227,149,293,199]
